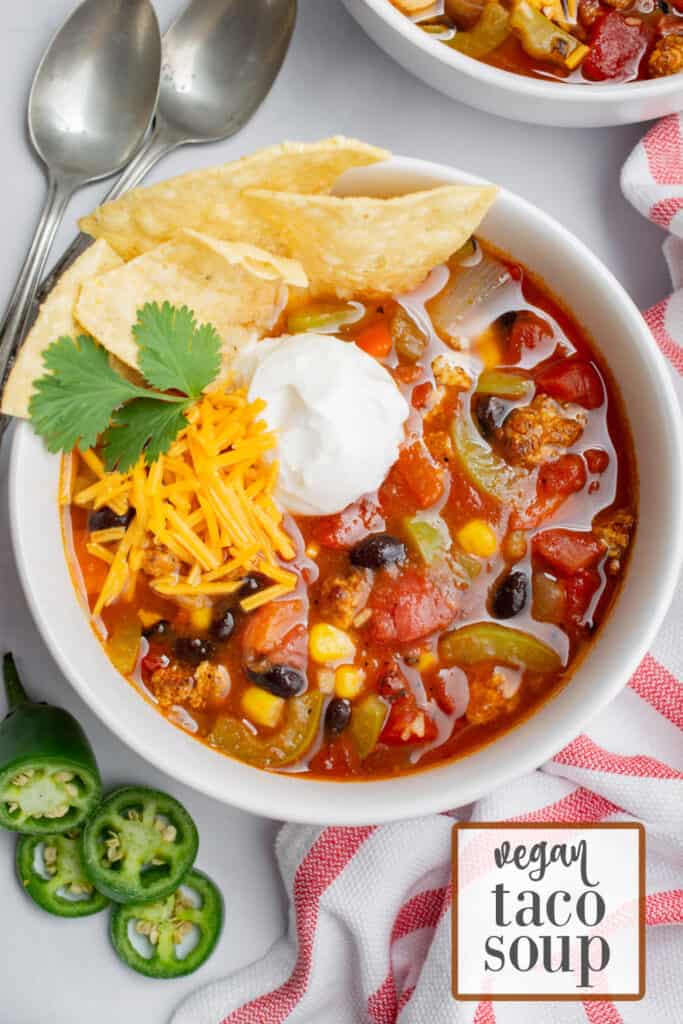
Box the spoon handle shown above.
[0,173,76,416]
[34,122,181,311]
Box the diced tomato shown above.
[368,570,458,644]
[393,364,422,385]
[241,599,307,670]
[535,359,604,409]
[412,381,434,409]
[381,697,438,746]
[312,497,385,549]
[585,448,610,474]
[582,12,650,82]
[512,454,587,529]
[395,441,445,509]
[565,569,601,626]
[508,311,553,362]
[355,321,393,359]
[309,737,361,775]
[533,529,605,576]
[141,645,169,682]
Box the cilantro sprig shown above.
[29,302,221,472]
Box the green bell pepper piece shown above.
[81,786,199,904]
[451,414,527,506]
[287,303,363,334]
[475,369,532,399]
[349,694,388,759]
[509,0,588,70]
[16,830,109,918]
[0,654,102,835]
[110,869,223,978]
[209,692,323,770]
[448,3,510,58]
[439,622,563,672]
[403,516,450,564]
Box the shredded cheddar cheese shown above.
[72,386,299,617]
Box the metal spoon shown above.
[38,0,297,297]
[0,0,161,419]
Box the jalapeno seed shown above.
[247,664,306,699]
[491,571,529,619]
[325,697,352,736]
[350,533,406,570]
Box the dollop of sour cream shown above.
[236,333,409,516]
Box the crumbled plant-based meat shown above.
[466,670,520,725]
[141,546,180,579]
[149,664,195,708]
[192,661,231,707]
[424,428,455,465]
[496,394,586,469]
[432,355,473,391]
[649,34,683,76]
[594,510,635,571]
[319,568,372,630]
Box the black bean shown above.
[491,571,529,619]
[350,533,406,570]
[174,636,215,665]
[211,609,236,642]
[142,619,171,640]
[475,395,507,440]
[325,697,352,736]
[247,664,306,699]
[88,506,136,531]
[497,311,517,330]
[238,573,271,598]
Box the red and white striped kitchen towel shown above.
[174,120,683,1024]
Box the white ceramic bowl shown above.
[342,0,683,127]
[10,155,683,824]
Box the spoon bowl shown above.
[159,0,297,144]
[0,0,161,437]
[29,0,161,179]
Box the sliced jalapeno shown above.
[16,831,109,918]
[110,869,222,978]
[208,692,323,770]
[81,786,199,904]
[0,654,101,834]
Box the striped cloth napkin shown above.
[174,122,683,1024]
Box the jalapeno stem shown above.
[3,654,30,712]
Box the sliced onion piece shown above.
[429,253,518,342]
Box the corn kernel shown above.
[138,609,163,629]
[190,605,213,632]
[476,325,503,369]
[417,650,438,673]
[457,519,498,558]
[334,665,365,700]
[309,623,355,664]
[241,686,284,729]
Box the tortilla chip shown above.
[75,230,307,370]
[1,240,123,419]
[79,138,390,261]
[242,185,499,299]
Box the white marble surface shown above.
[0,0,671,1021]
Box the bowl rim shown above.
[352,0,683,105]
[9,154,683,825]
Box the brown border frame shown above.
[451,821,646,1001]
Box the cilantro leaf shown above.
[134,302,222,399]
[29,335,148,453]
[101,398,191,472]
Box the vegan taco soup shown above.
[390,0,683,84]
[2,139,637,780]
